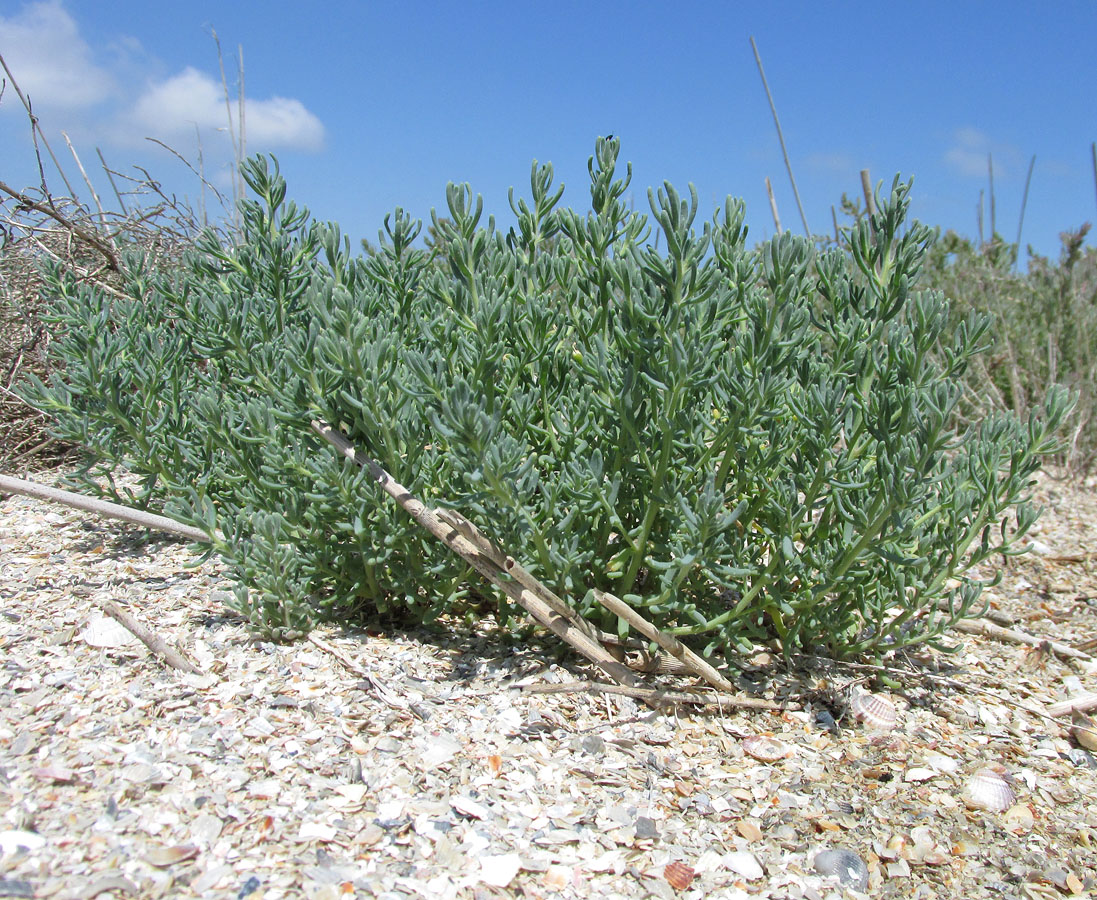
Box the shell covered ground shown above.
[1,470,1096,899]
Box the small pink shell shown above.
[742,735,792,762]
[961,768,1015,813]
[849,687,898,731]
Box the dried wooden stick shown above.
[970,606,1016,627]
[1092,142,1097,220]
[1040,551,1097,564]
[860,169,876,217]
[440,518,697,681]
[62,131,107,229]
[431,507,607,646]
[96,147,129,215]
[950,616,1091,661]
[0,179,120,270]
[92,598,203,675]
[814,655,1065,725]
[430,507,705,672]
[593,590,737,692]
[310,420,650,696]
[764,176,782,232]
[329,454,697,679]
[933,596,1015,627]
[1047,692,1097,717]
[521,680,787,712]
[750,36,809,237]
[0,474,211,543]
[0,51,78,199]
[1016,154,1035,251]
[307,633,368,677]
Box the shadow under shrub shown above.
[21,139,1070,659]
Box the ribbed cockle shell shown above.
[961,767,1015,812]
[849,686,898,731]
[662,861,695,891]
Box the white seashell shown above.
[742,735,792,762]
[961,767,1015,812]
[81,615,140,649]
[849,686,898,731]
[813,848,869,891]
[451,795,490,819]
[0,830,47,854]
[922,750,959,774]
[724,850,764,880]
[542,865,571,890]
[1003,803,1034,833]
[480,854,521,888]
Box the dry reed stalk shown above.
[988,153,996,238]
[860,169,875,217]
[0,51,79,199]
[750,36,810,238]
[765,177,782,232]
[1015,154,1035,254]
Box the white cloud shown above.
[944,127,1021,179]
[804,151,856,176]
[0,1,324,155]
[0,0,114,110]
[132,67,225,132]
[131,67,325,152]
[244,97,325,151]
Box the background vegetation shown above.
[919,226,1097,474]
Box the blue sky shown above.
[2,0,1094,264]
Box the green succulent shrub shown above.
[22,138,1069,659]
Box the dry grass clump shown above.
[0,186,199,473]
[921,227,1097,474]
[0,211,93,472]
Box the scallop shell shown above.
[662,861,695,891]
[849,686,898,731]
[1071,710,1097,752]
[742,735,792,762]
[961,767,1015,812]
[813,848,869,891]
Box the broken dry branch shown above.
[593,590,737,692]
[310,420,651,697]
[92,597,203,675]
[0,178,121,271]
[950,616,1091,660]
[432,506,606,646]
[1047,692,1097,717]
[435,513,694,675]
[521,680,787,712]
[307,633,368,677]
[813,656,1066,725]
[0,474,211,543]
[1042,551,1097,564]
[616,648,693,676]
[934,597,1013,627]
